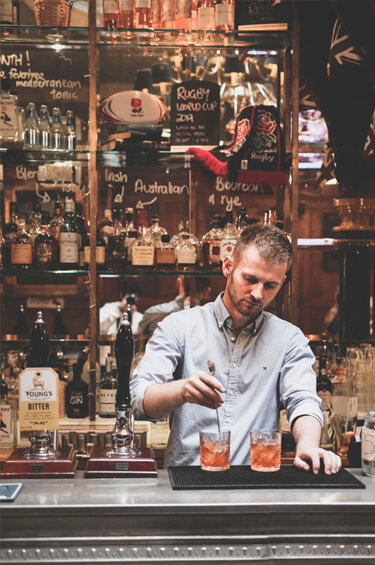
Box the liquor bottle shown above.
[147,213,167,246]
[175,233,197,270]
[201,215,223,270]
[115,312,134,407]
[0,221,5,269]
[38,105,50,148]
[65,363,89,419]
[50,107,63,150]
[131,210,155,268]
[197,0,215,30]
[98,356,117,418]
[74,202,86,268]
[215,0,234,31]
[0,0,13,25]
[135,0,151,28]
[124,207,138,265]
[175,0,191,29]
[236,207,248,232]
[103,0,119,29]
[161,0,175,28]
[118,0,134,27]
[191,0,197,29]
[0,77,19,144]
[28,311,50,368]
[24,102,39,149]
[99,208,114,247]
[28,203,43,246]
[53,304,68,336]
[170,218,200,249]
[63,110,76,150]
[316,352,332,412]
[34,211,59,270]
[49,200,64,242]
[3,201,18,269]
[14,304,29,335]
[10,215,32,270]
[156,234,176,269]
[60,199,79,269]
[0,375,16,448]
[150,0,161,27]
[83,228,106,268]
[220,210,238,262]
[107,207,126,270]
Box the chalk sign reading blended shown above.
[171,80,220,147]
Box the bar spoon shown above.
[208,360,221,434]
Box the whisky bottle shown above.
[98,356,117,418]
[175,0,191,29]
[99,208,114,247]
[107,207,126,270]
[175,233,197,270]
[34,211,59,270]
[14,304,29,336]
[147,213,167,246]
[215,0,234,30]
[103,0,119,29]
[161,0,175,28]
[156,234,176,269]
[135,0,151,28]
[3,201,18,269]
[0,77,19,144]
[220,210,238,262]
[60,199,80,269]
[124,207,137,265]
[115,312,134,407]
[83,228,106,268]
[0,0,13,25]
[201,215,223,270]
[53,303,68,336]
[118,0,134,27]
[28,202,43,246]
[24,102,39,149]
[65,363,89,419]
[197,0,215,29]
[74,202,86,269]
[28,311,50,368]
[49,200,64,242]
[150,0,161,27]
[131,210,155,268]
[10,215,32,270]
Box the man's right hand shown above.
[181,371,225,410]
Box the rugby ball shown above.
[99,90,166,125]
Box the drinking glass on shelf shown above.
[250,429,281,472]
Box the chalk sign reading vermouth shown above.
[171,80,220,147]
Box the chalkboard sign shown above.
[171,80,220,147]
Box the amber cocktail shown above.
[250,429,281,472]
[199,431,231,471]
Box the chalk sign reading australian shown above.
[171,80,220,146]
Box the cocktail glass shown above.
[199,431,231,471]
[250,429,281,472]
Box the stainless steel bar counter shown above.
[1,469,374,564]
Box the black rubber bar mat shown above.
[168,465,365,490]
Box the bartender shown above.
[131,224,342,475]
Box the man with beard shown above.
[131,224,341,474]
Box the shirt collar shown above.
[214,292,264,335]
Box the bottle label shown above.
[176,0,191,19]
[0,97,17,138]
[135,0,151,8]
[209,241,221,264]
[119,0,133,10]
[96,246,106,265]
[176,246,196,265]
[0,403,12,444]
[35,242,53,264]
[104,0,119,13]
[99,389,117,414]
[132,245,155,266]
[11,243,32,265]
[215,3,234,26]
[60,232,79,264]
[156,248,175,265]
[362,427,375,461]
[151,0,160,21]
[197,6,214,28]
[50,225,60,241]
[220,237,237,261]
[0,0,13,22]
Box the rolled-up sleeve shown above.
[130,311,184,419]
[279,328,323,429]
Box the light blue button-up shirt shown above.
[131,293,323,467]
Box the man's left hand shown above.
[294,447,342,475]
